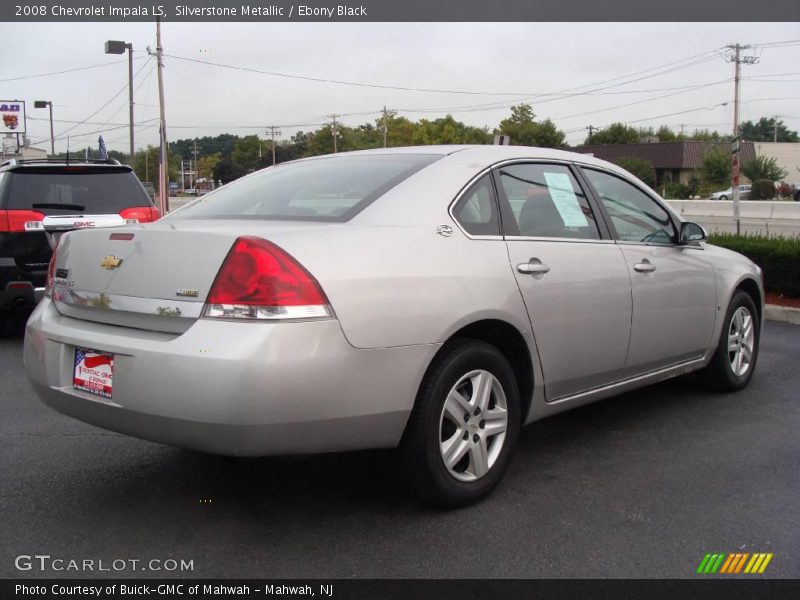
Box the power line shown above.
[52,57,153,142]
[393,56,724,116]
[0,57,144,82]
[164,48,722,98]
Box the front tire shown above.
[702,290,760,391]
[400,340,520,507]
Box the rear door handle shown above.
[633,259,656,273]
[517,260,551,275]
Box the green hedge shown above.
[708,234,800,297]
[750,179,775,200]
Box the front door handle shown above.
[633,259,656,273]
[517,260,551,275]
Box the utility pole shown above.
[268,126,281,165]
[328,114,340,153]
[381,105,396,148]
[726,43,758,235]
[586,125,596,140]
[149,18,169,214]
[773,115,779,143]
[192,139,199,189]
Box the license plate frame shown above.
[73,347,114,399]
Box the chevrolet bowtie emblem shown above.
[100,255,123,270]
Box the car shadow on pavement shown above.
[33,372,723,519]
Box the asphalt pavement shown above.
[1,320,798,579]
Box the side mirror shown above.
[680,221,706,245]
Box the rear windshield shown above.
[2,169,151,213]
[167,154,441,222]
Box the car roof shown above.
[311,144,644,181]
[0,158,129,172]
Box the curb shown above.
[765,304,800,325]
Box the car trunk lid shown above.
[50,219,335,334]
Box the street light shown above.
[104,40,134,165]
[33,100,54,156]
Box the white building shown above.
[753,142,800,184]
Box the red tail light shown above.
[119,206,161,224]
[203,236,330,320]
[0,209,45,232]
[45,243,58,299]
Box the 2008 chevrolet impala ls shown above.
[24,146,763,506]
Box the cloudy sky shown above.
[4,22,799,153]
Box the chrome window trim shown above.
[505,236,616,244]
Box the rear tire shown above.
[701,290,760,391]
[400,340,520,508]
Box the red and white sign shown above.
[0,101,26,134]
[73,347,114,399]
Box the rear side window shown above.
[4,170,151,213]
[496,163,600,239]
[168,154,441,222]
[452,174,500,236]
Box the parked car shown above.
[23,146,763,506]
[709,184,751,200]
[0,158,160,328]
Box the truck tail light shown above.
[0,209,45,232]
[119,206,161,224]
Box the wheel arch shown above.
[418,319,535,424]
[734,277,763,325]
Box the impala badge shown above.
[176,289,199,298]
[100,255,123,270]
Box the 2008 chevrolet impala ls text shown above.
[23,145,763,506]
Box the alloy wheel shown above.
[728,306,755,377]
[438,369,508,482]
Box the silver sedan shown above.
[24,145,763,506]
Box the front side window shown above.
[496,163,600,239]
[582,168,676,244]
[168,154,440,222]
[452,174,499,236]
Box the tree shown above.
[739,117,799,143]
[170,134,239,160]
[584,122,640,145]
[614,157,656,188]
[741,156,787,182]
[497,104,566,148]
[196,153,221,181]
[379,115,417,147]
[411,115,491,145]
[688,129,726,142]
[213,158,246,184]
[231,135,268,173]
[698,147,731,186]
[655,125,678,142]
[133,145,181,187]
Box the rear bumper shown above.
[24,299,439,456]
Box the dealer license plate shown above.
[73,347,114,399]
